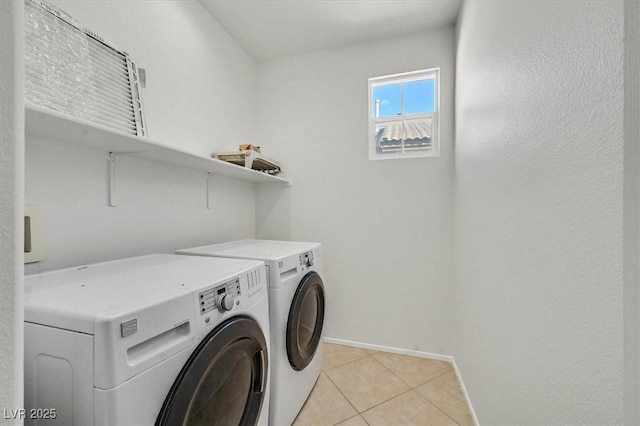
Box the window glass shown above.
[371,78,435,118]
[372,83,401,118]
[403,79,435,114]
[375,117,432,155]
[368,68,439,160]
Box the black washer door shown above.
[286,271,325,371]
[156,315,268,426]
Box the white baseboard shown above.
[449,357,480,426]
[322,336,479,425]
[323,337,453,362]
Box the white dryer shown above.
[177,240,325,426]
[24,254,270,426]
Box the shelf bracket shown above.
[109,152,119,207]
[109,151,143,207]
[207,172,213,209]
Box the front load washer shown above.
[24,254,270,426]
[177,240,325,426]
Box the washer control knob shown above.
[301,252,313,267]
[217,294,234,312]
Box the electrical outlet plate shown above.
[24,205,45,263]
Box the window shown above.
[368,68,439,160]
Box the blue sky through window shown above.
[372,78,435,118]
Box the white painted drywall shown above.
[256,28,455,354]
[624,0,640,423]
[0,0,24,421]
[25,1,260,273]
[454,1,625,423]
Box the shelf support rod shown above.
[207,172,213,209]
[109,152,119,207]
[109,151,142,207]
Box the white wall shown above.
[25,0,260,273]
[454,1,625,424]
[256,28,455,354]
[0,1,24,422]
[624,0,640,423]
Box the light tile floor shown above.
[292,343,474,426]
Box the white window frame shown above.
[368,68,440,160]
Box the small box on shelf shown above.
[239,144,261,153]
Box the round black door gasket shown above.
[156,315,268,426]
[286,271,325,371]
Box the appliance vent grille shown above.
[25,0,147,137]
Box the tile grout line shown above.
[367,352,415,389]
[370,351,455,390]
[323,345,464,425]
[331,413,370,426]
[414,367,455,389]
[322,351,373,373]
[350,354,420,417]
[412,386,463,426]
[325,351,411,420]
[322,354,371,424]
[359,387,424,420]
[413,370,470,426]
[321,344,380,420]
[299,344,372,426]
[354,353,462,424]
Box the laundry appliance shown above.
[177,240,325,426]
[24,254,270,426]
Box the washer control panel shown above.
[198,278,240,315]
[300,250,314,268]
[247,268,262,291]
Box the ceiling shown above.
[199,0,462,62]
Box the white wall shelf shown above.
[25,105,292,189]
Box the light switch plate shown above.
[24,205,45,263]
